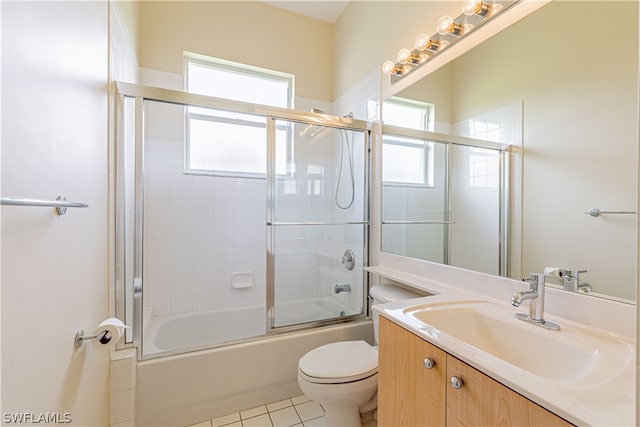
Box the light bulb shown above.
[462,0,491,16]
[437,15,463,36]
[437,15,454,34]
[415,33,440,53]
[381,60,396,75]
[397,48,412,65]
[414,33,431,51]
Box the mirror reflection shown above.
[381,1,638,301]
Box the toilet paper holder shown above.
[74,329,112,348]
[74,318,127,349]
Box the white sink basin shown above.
[402,300,633,387]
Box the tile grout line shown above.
[201,396,322,427]
[291,404,302,426]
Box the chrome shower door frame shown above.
[265,117,371,333]
[114,82,371,358]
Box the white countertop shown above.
[368,265,636,427]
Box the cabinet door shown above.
[446,355,572,426]
[378,317,447,426]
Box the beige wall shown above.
[138,1,334,102]
[1,1,109,425]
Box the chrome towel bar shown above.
[267,221,368,226]
[382,220,455,225]
[584,208,637,218]
[1,196,88,216]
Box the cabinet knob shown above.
[423,357,435,369]
[450,376,463,389]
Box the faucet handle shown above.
[523,273,544,287]
[573,269,588,278]
[561,268,587,279]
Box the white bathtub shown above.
[143,296,358,355]
[136,309,373,427]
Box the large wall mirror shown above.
[380,1,638,302]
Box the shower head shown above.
[299,108,329,141]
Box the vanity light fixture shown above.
[381,0,518,84]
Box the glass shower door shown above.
[381,135,450,263]
[267,119,368,329]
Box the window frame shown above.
[183,53,295,179]
[381,97,435,187]
[381,134,435,188]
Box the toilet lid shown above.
[298,341,378,382]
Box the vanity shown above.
[368,267,635,426]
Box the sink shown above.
[402,300,633,386]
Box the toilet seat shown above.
[298,340,378,384]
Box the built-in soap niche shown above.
[231,272,254,289]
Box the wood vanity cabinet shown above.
[378,317,572,427]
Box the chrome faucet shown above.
[511,273,560,331]
[560,269,592,293]
[334,284,351,294]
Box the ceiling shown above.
[260,1,350,23]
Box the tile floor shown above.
[187,393,378,427]
[187,394,326,427]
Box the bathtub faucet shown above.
[334,284,351,294]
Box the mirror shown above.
[381,1,638,301]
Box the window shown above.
[382,135,434,186]
[184,53,294,177]
[383,97,433,131]
[382,97,435,186]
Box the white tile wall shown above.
[143,103,268,316]
[110,349,136,427]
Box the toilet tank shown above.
[370,285,427,344]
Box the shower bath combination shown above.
[115,84,371,359]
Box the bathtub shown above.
[143,296,361,355]
[136,307,373,426]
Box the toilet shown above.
[297,285,424,427]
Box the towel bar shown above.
[0,196,88,216]
[584,208,637,218]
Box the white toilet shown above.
[297,285,423,427]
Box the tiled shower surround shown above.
[142,100,367,323]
